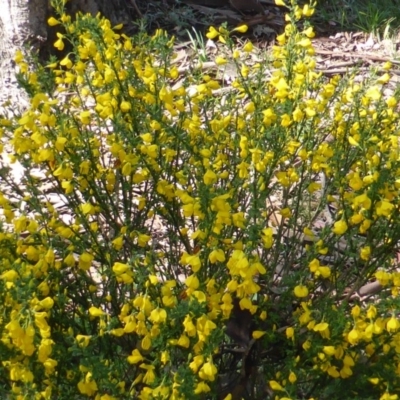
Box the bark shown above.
[0,0,36,108]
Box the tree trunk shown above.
[0,0,43,107]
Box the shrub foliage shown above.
[1,0,400,399]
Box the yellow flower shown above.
[14,50,24,64]
[343,355,355,367]
[286,327,294,339]
[80,111,91,125]
[383,61,392,70]
[112,236,124,250]
[376,200,394,217]
[269,380,284,391]
[351,305,360,318]
[60,55,72,69]
[275,0,286,6]
[89,306,104,317]
[185,274,199,291]
[243,42,253,52]
[110,328,124,337]
[194,381,211,394]
[297,38,312,48]
[1,270,19,281]
[294,285,308,298]
[81,203,94,215]
[76,335,91,348]
[206,26,219,39]
[159,85,173,104]
[183,315,197,337]
[120,101,131,112]
[387,316,400,333]
[261,227,273,249]
[377,73,390,84]
[375,270,391,286]
[177,334,190,348]
[303,27,315,38]
[209,249,225,263]
[199,359,218,381]
[348,136,359,147]
[160,351,170,365]
[365,86,381,101]
[252,330,266,339]
[112,262,129,275]
[317,266,331,279]
[332,220,348,235]
[39,297,54,310]
[302,4,315,17]
[196,315,217,340]
[313,322,329,332]
[380,392,398,400]
[387,97,397,108]
[138,233,151,247]
[38,339,54,363]
[141,335,152,351]
[181,253,201,272]
[275,78,289,97]
[78,372,98,396]
[327,366,340,378]
[360,246,371,261]
[363,306,376,321]
[302,340,311,350]
[141,364,156,384]
[280,207,292,218]
[232,24,248,33]
[204,169,217,185]
[215,56,228,66]
[190,355,204,373]
[54,33,65,51]
[149,308,167,324]
[347,328,359,345]
[323,346,335,356]
[127,349,144,364]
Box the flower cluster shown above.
[1,0,400,398]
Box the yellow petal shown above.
[348,136,359,147]
[269,380,284,391]
[47,17,60,26]
[206,27,219,39]
[215,56,228,66]
[252,330,266,339]
[294,285,309,298]
[232,25,248,33]
[89,306,104,317]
